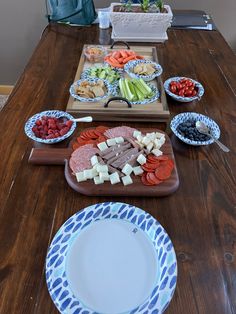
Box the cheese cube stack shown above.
[133,130,165,154]
[94,176,104,185]
[133,166,143,176]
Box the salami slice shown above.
[69,144,99,174]
[104,126,137,139]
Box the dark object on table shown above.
[171,9,216,30]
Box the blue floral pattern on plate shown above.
[46,202,177,314]
[124,60,163,82]
[170,112,220,146]
[69,78,113,102]
[24,110,76,144]
[164,77,204,102]
[113,83,160,105]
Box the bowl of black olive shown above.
[170,112,220,146]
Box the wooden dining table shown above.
[0,23,236,314]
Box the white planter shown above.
[110,3,173,42]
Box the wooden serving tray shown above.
[66,43,170,122]
[28,128,179,197]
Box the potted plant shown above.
[110,0,173,42]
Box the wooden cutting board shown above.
[66,43,170,122]
[28,128,179,197]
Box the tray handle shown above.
[110,41,130,49]
[104,97,132,108]
[28,148,72,165]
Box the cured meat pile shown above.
[69,125,175,186]
[69,144,99,174]
[141,155,174,186]
[104,126,137,139]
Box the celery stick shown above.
[124,79,134,101]
[132,79,151,97]
[119,79,126,98]
[139,78,152,94]
[128,81,138,101]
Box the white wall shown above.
[0,0,235,85]
[0,0,47,84]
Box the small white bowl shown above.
[170,112,220,146]
[124,60,163,81]
[24,110,76,144]
[164,77,204,102]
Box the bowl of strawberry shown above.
[24,110,76,144]
[164,77,204,102]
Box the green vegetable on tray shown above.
[88,66,120,83]
[119,78,154,102]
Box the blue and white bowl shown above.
[24,110,76,144]
[69,78,113,102]
[124,60,163,81]
[170,112,220,146]
[164,77,204,102]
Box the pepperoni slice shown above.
[141,173,153,186]
[141,165,155,172]
[155,165,172,180]
[96,126,110,132]
[142,162,159,170]
[147,172,163,185]
[156,155,169,161]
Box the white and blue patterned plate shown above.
[46,202,177,314]
[24,110,76,144]
[124,60,163,82]
[113,83,160,105]
[170,112,220,146]
[164,77,204,102]
[69,78,113,102]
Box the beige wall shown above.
[0,0,235,84]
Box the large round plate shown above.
[46,202,177,314]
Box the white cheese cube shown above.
[94,176,104,185]
[115,137,124,144]
[91,155,98,166]
[147,142,154,152]
[83,169,95,179]
[99,172,110,181]
[142,136,151,146]
[155,131,164,139]
[96,164,108,173]
[106,138,117,146]
[91,168,98,178]
[147,132,156,141]
[122,175,133,186]
[97,141,108,151]
[122,163,133,176]
[159,135,166,145]
[137,154,147,165]
[136,134,143,142]
[154,138,162,149]
[109,172,120,185]
[133,130,142,139]
[76,172,87,182]
[152,148,163,157]
[133,166,144,176]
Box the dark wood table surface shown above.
[0,24,236,314]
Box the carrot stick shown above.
[120,50,128,58]
[122,55,136,63]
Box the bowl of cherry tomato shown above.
[164,77,204,102]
